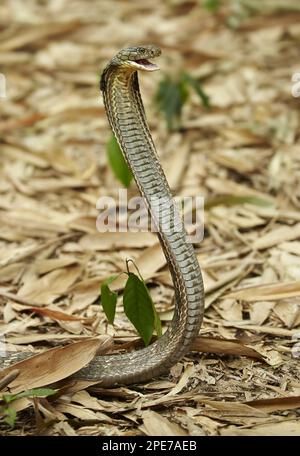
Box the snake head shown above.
[111,45,161,72]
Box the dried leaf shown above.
[221,420,300,436]
[141,410,188,436]
[26,307,86,322]
[226,280,300,301]
[247,395,300,413]
[0,337,112,393]
[253,223,300,250]
[191,336,264,360]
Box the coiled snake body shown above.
[0,46,204,387]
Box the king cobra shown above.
[0,46,204,387]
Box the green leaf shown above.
[182,73,210,109]
[3,407,16,427]
[0,388,56,428]
[3,388,57,404]
[155,73,210,130]
[107,134,133,187]
[101,275,118,324]
[203,0,221,12]
[155,76,189,131]
[123,272,156,346]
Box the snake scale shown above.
[0,46,204,387]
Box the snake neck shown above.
[102,67,187,319]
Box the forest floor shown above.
[1,0,300,436]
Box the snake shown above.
[0,45,204,387]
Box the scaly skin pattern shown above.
[0,46,204,387]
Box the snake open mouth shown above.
[134,58,159,71]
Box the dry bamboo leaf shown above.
[212,149,265,174]
[191,415,221,436]
[166,363,195,396]
[71,390,110,411]
[0,242,40,267]
[52,319,84,335]
[191,336,264,360]
[5,334,97,344]
[202,400,268,418]
[0,51,31,65]
[0,234,72,268]
[1,144,49,168]
[68,215,98,234]
[0,336,112,393]
[223,322,299,337]
[206,177,276,203]
[0,113,47,133]
[221,419,300,436]
[80,232,157,251]
[137,393,210,410]
[279,241,300,256]
[247,395,300,413]
[3,302,18,323]
[70,277,104,310]
[221,127,268,147]
[204,261,251,295]
[36,400,67,424]
[253,223,300,250]
[253,348,283,367]
[28,177,97,192]
[56,402,110,422]
[44,148,82,174]
[142,380,176,390]
[141,410,188,436]
[26,306,87,322]
[249,301,274,325]
[216,299,242,321]
[17,265,83,304]
[131,242,166,279]
[273,300,300,328]
[0,315,41,337]
[52,421,77,436]
[34,258,78,274]
[0,21,80,51]
[51,379,101,397]
[210,205,265,229]
[164,139,189,189]
[226,280,300,301]
[196,364,216,385]
[0,212,68,236]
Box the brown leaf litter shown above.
[1,0,300,436]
